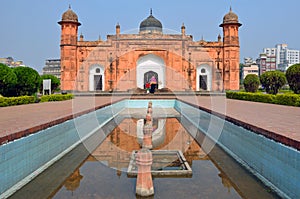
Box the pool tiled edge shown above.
[175,100,300,199]
[0,100,127,198]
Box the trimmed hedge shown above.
[226,91,300,107]
[0,96,35,107]
[40,94,74,102]
[274,94,300,106]
[0,94,74,107]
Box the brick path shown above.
[0,95,299,149]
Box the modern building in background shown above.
[242,57,259,79]
[275,44,299,71]
[243,64,259,79]
[42,59,61,79]
[0,57,24,68]
[58,7,242,92]
[256,53,276,75]
[256,44,299,74]
[244,57,256,66]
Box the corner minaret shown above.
[219,7,242,90]
[220,7,242,46]
[58,6,81,91]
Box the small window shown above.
[95,68,100,73]
[201,68,206,73]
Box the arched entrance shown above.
[136,54,165,89]
[196,65,212,91]
[89,65,105,91]
[144,71,158,89]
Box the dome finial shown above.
[150,8,152,15]
[69,4,71,9]
[230,6,232,12]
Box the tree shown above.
[40,74,60,94]
[13,67,41,96]
[243,74,260,92]
[286,64,300,94]
[260,71,287,95]
[0,63,17,97]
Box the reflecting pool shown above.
[10,117,280,199]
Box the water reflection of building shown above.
[88,118,207,170]
[62,117,233,195]
[218,172,233,192]
[64,169,83,192]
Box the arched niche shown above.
[89,64,105,91]
[196,64,212,91]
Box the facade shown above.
[42,59,61,79]
[242,64,259,79]
[276,44,299,71]
[256,53,276,75]
[58,7,242,92]
[260,44,299,72]
[0,57,24,68]
[263,48,276,57]
[242,57,258,79]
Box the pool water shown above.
[10,117,280,199]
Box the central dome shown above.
[139,9,162,34]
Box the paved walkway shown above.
[0,95,299,149]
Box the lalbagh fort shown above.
[58,7,242,92]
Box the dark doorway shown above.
[94,75,102,91]
[199,75,207,90]
[144,71,158,89]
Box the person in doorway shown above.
[149,75,157,94]
[145,82,150,94]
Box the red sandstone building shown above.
[58,7,242,92]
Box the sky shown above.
[1,0,300,72]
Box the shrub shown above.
[260,71,287,94]
[296,98,300,107]
[13,67,41,96]
[0,63,17,97]
[0,96,35,107]
[40,94,74,102]
[243,74,260,92]
[286,64,300,94]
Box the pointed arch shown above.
[136,54,165,89]
[89,64,105,91]
[196,64,212,91]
